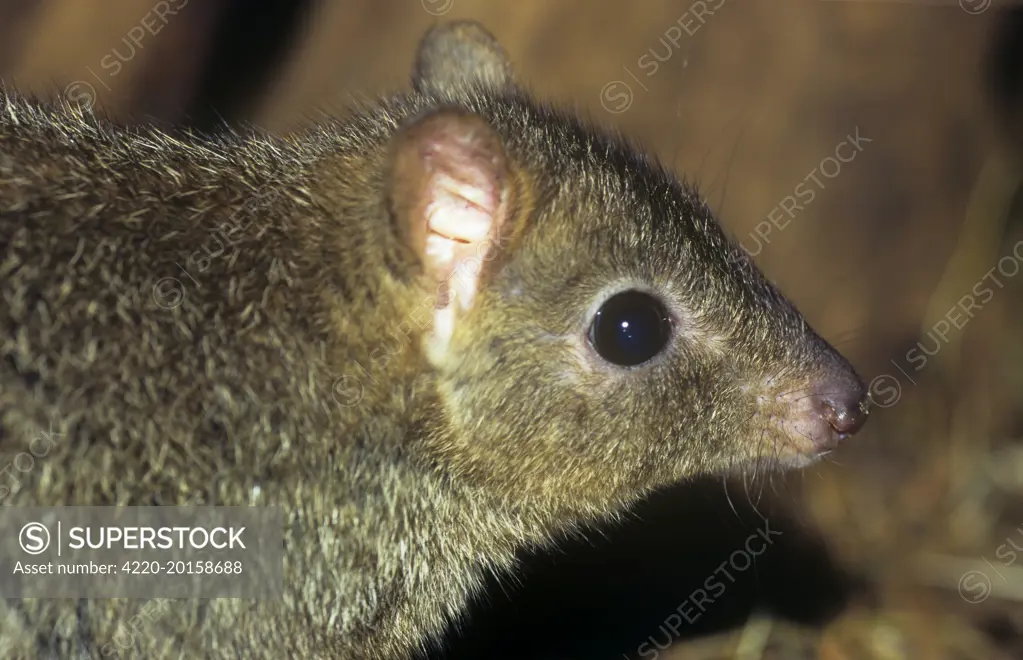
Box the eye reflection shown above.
[589,290,672,367]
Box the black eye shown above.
[589,290,672,367]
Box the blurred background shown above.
[3,0,1023,658]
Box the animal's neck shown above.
[347,445,556,654]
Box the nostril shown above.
[821,391,869,436]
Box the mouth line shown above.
[756,439,818,469]
[757,405,851,458]
[760,431,832,467]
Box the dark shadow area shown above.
[987,7,1023,153]
[427,477,864,660]
[184,0,320,130]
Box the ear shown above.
[388,108,512,363]
[412,21,515,97]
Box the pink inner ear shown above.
[389,110,511,364]
[426,172,497,244]
[419,128,507,314]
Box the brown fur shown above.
[0,22,863,659]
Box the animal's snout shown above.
[768,365,869,458]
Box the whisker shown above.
[722,473,740,521]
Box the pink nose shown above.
[803,375,869,450]
[771,367,869,458]
[819,389,868,437]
